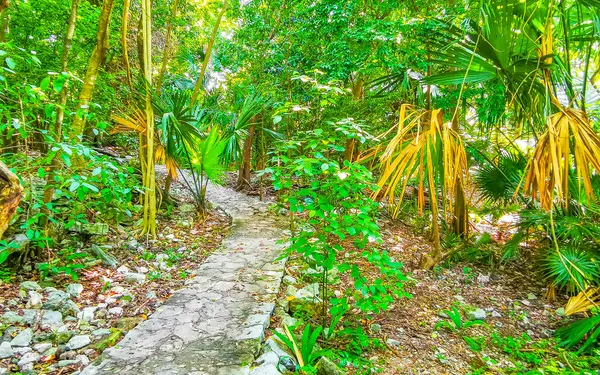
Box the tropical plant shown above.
[544,248,600,294]
[474,151,527,205]
[434,306,485,332]
[555,313,600,353]
[222,93,265,165]
[181,126,228,213]
[360,104,469,268]
[564,287,600,316]
[274,324,326,369]
[518,108,600,211]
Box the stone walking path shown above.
[81,183,288,375]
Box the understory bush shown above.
[264,127,411,369]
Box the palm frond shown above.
[555,314,600,353]
[544,248,600,294]
[564,287,600,316]
[475,151,527,204]
[519,108,600,210]
[365,104,469,220]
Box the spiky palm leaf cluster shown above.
[544,248,599,294]
[474,151,526,204]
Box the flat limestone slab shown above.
[81,184,287,375]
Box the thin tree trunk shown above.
[344,75,364,162]
[122,0,132,88]
[70,0,114,140]
[237,121,256,191]
[0,160,23,240]
[156,0,178,202]
[421,150,442,270]
[190,0,228,105]
[136,16,145,75]
[41,0,79,228]
[0,0,9,43]
[139,0,156,236]
[155,0,179,95]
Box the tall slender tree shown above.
[70,0,114,140]
[0,0,9,42]
[156,0,179,95]
[190,0,228,105]
[41,0,80,229]
[139,0,157,236]
[122,0,132,88]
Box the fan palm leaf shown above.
[564,287,600,316]
[518,108,600,210]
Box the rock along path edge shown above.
[81,183,288,375]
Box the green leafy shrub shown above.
[434,306,485,332]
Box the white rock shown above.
[282,314,298,327]
[20,281,41,291]
[477,274,490,284]
[123,272,146,285]
[0,342,13,359]
[17,352,40,368]
[108,307,123,317]
[256,350,279,366]
[66,284,84,298]
[116,265,130,274]
[386,338,401,348]
[76,354,90,366]
[26,291,43,308]
[33,343,52,354]
[65,335,91,351]
[77,307,97,322]
[466,308,487,321]
[11,328,33,347]
[294,283,320,300]
[41,310,63,330]
[249,363,280,375]
[13,346,32,355]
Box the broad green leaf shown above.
[5,57,16,69]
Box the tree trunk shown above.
[190,0,228,105]
[237,122,256,191]
[0,161,23,240]
[122,0,132,88]
[136,15,145,75]
[139,0,156,236]
[0,0,10,43]
[155,0,179,95]
[344,75,364,162]
[41,0,79,229]
[70,0,114,141]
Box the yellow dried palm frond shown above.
[155,144,166,163]
[165,156,178,179]
[519,108,600,210]
[364,104,469,219]
[110,108,148,135]
[564,287,600,316]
